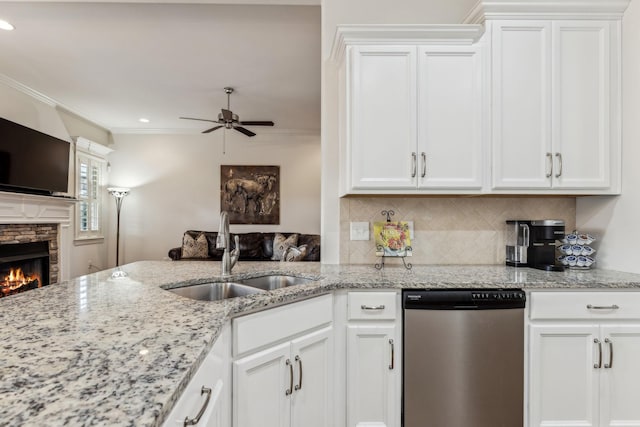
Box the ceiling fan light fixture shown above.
[179,86,274,137]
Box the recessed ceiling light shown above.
[138,118,150,123]
[0,20,15,31]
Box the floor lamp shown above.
[108,187,130,267]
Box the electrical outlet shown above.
[350,222,370,241]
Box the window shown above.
[74,138,112,242]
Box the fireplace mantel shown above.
[0,191,75,281]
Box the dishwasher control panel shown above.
[403,289,526,310]
[471,291,526,301]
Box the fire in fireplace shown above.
[0,241,50,298]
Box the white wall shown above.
[107,131,321,265]
[0,80,72,143]
[320,0,479,263]
[576,0,640,273]
[0,79,114,279]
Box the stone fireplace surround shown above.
[0,191,74,283]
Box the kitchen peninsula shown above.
[2,260,640,427]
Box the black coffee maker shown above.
[528,219,565,271]
[506,219,565,271]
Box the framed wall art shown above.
[374,221,412,257]
[221,165,280,224]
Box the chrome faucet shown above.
[216,211,240,276]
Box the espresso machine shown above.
[506,219,565,271]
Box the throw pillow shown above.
[182,232,209,259]
[282,244,308,262]
[271,233,299,261]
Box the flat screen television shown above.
[0,116,70,195]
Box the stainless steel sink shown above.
[235,275,315,291]
[167,282,264,301]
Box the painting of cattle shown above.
[221,165,280,224]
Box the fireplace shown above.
[0,241,50,298]
[0,192,74,283]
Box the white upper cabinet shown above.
[348,45,418,191]
[334,26,486,195]
[417,45,484,190]
[489,16,622,194]
[491,21,552,190]
[552,20,614,190]
[332,0,627,196]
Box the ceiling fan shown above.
[180,87,274,137]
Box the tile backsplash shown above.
[340,196,576,265]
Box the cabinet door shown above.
[346,324,399,427]
[491,21,552,189]
[348,45,417,190]
[290,326,333,427]
[529,323,600,427]
[164,325,230,427]
[233,342,291,427]
[551,21,612,189]
[417,45,483,189]
[600,325,640,427]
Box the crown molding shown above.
[462,0,631,24]
[330,24,485,63]
[0,73,57,107]
[74,136,114,157]
[0,72,112,134]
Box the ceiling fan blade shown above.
[179,117,218,123]
[239,121,274,126]
[234,126,256,137]
[221,109,233,121]
[202,125,224,134]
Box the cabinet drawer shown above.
[348,291,397,320]
[530,291,640,320]
[233,294,332,356]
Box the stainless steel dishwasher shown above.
[402,289,526,427]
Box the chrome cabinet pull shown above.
[285,359,293,396]
[361,304,385,310]
[183,386,212,426]
[555,152,563,178]
[546,153,553,178]
[587,304,620,310]
[389,339,395,370]
[294,355,303,391]
[594,338,602,369]
[411,152,417,177]
[421,152,427,178]
[605,338,613,369]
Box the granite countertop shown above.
[2,261,640,427]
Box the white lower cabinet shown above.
[232,294,333,427]
[163,324,231,427]
[528,292,640,427]
[345,291,401,427]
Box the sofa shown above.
[168,231,321,262]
